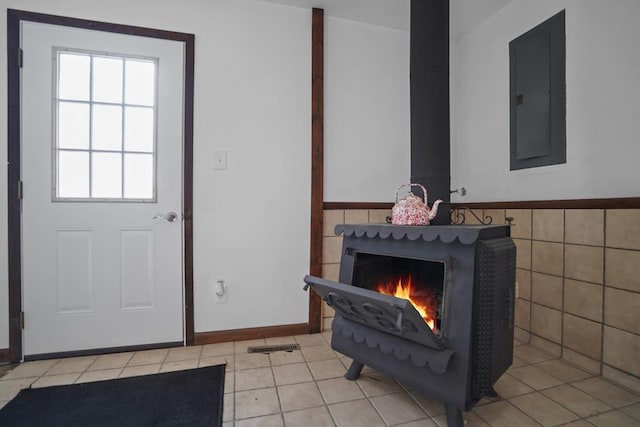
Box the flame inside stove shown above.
[376,275,437,333]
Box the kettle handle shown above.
[395,183,428,203]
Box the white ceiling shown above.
[450,0,514,40]
[258,0,514,39]
[258,0,410,32]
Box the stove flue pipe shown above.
[410,0,450,225]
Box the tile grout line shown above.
[270,347,287,427]
[305,349,339,427]
[303,337,339,426]
[324,322,397,426]
[501,351,640,425]
[600,208,607,379]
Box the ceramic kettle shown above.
[391,183,442,225]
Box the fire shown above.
[376,276,437,332]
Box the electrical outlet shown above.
[214,280,227,303]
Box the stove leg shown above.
[485,386,498,398]
[344,361,364,380]
[445,404,464,427]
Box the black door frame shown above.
[5,9,195,362]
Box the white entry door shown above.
[21,22,185,356]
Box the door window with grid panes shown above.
[54,48,157,201]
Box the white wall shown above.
[190,1,311,332]
[451,0,640,203]
[324,17,410,202]
[0,0,314,349]
[0,0,413,350]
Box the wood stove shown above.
[304,224,516,427]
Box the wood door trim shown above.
[308,8,324,334]
[323,202,394,210]
[322,198,640,212]
[450,197,640,210]
[5,9,195,363]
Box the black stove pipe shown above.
[410,0,451,224]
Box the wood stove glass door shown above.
[352,253,446,337]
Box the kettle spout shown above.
[428,200,443,220]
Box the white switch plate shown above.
[213,150,227,170]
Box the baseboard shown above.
[194,323,310,345]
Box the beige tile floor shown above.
[1,333,639,426]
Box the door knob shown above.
[153,211,178,222]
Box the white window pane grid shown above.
[58,102,90,149]
[92,104,123,151]
[124,107,154,152]
[124,154,154,199]
[53,49,158,201]
[93,56,123,104]
[58,53,90,101]
[92,153,123,198]
[125,59,155,106]
[58,151,89,198]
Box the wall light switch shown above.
[214,280,227,303]
[213,150,227,170]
